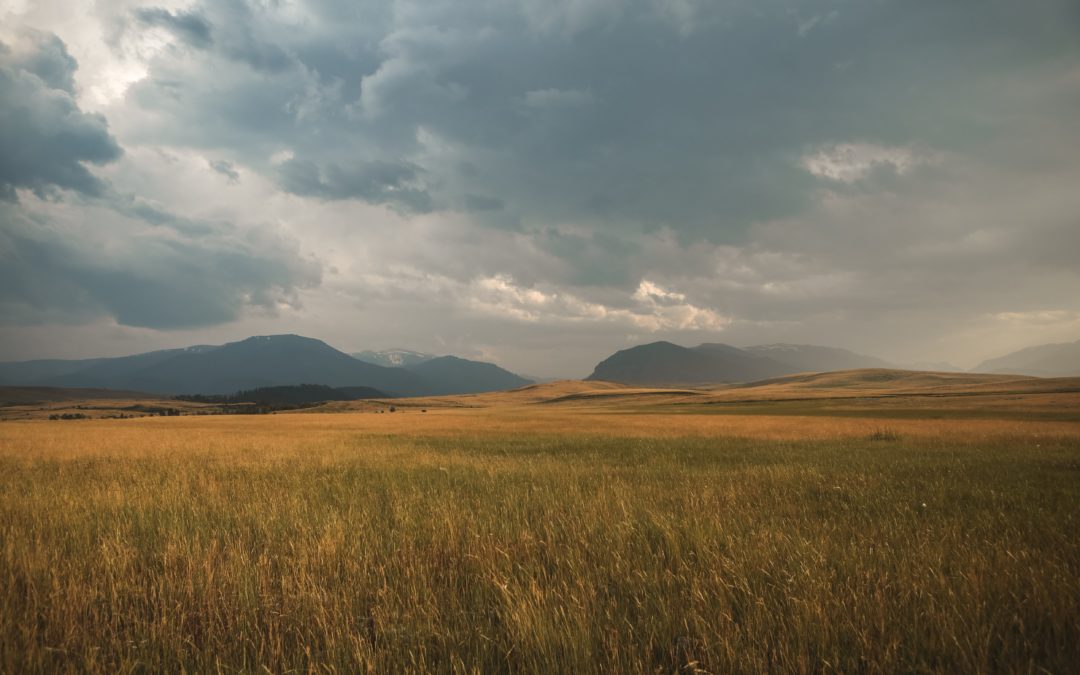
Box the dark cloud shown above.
[0,199,321,330]
[132,1,294,72]
[1,1,1079,370]
[276,157,432,212]
[0,28,323,331]
[134,7,213,49]
[464,194,503,212]
[114,0,1080,244]
[0,29,122,200]
[2,28,77,93]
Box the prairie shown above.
[1,400,1079,673]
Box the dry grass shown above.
[1,410,1078,673]
[308,372,1080,421]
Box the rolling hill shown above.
[315,368,1080,416]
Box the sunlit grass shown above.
[1,412,1078,672]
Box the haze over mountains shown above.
[586,342,892,385]
[0,336,531,397]
[1,334,1077,397]
[352,349,532,393]
[351,350,436,368]
[973,339,1080,377]
[584,339,1080,386]
[744,344,893,373]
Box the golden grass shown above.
[306,372,1080,421]
[1,410,1079,672]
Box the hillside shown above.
[34,346,222,391]
[406,356,533,395]
[586,341,791,384]
[586,340,910,386]
[117,336,425,395]
[0,336,423,396]
[0,336,536,397]
[974,339,1080,377]
[0,358,110,384]
[0,346,219,386]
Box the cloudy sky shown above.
[1,0,1078,377]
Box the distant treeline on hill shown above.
[177,384,389,407]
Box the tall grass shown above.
[1,413,1078,673]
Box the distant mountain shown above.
[973,339,1080,377]
[0,336,422,396]
[0,358,110,384]
[354,349,534,394]
[352,349,435,368]
[34,346,223,391]
[587,341,792,385]
[0,386,152,404]
[406,356,533,395]
[0,335,532,397]
[744,344,893,372]
[587,341,906,385]
[0,346,222,388]
[82,335,424,395]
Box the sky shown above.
[1,0,1079,378]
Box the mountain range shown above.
[972,339,1080,377]
[587,338,1080,385]
[2,334,1077,396]
[352,349,533,393]
[0,335,531,396]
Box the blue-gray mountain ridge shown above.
[0,335,531,396]
[586,342,894,385]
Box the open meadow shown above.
[2,391,1079,674]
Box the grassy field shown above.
[1,409,1079,673]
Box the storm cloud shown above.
[0,28,122,199]
[133,7,213,50]
[1,0,1079,373]
[0,196,320,329]
[0,25,321,331]
[111,0,1080,239]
